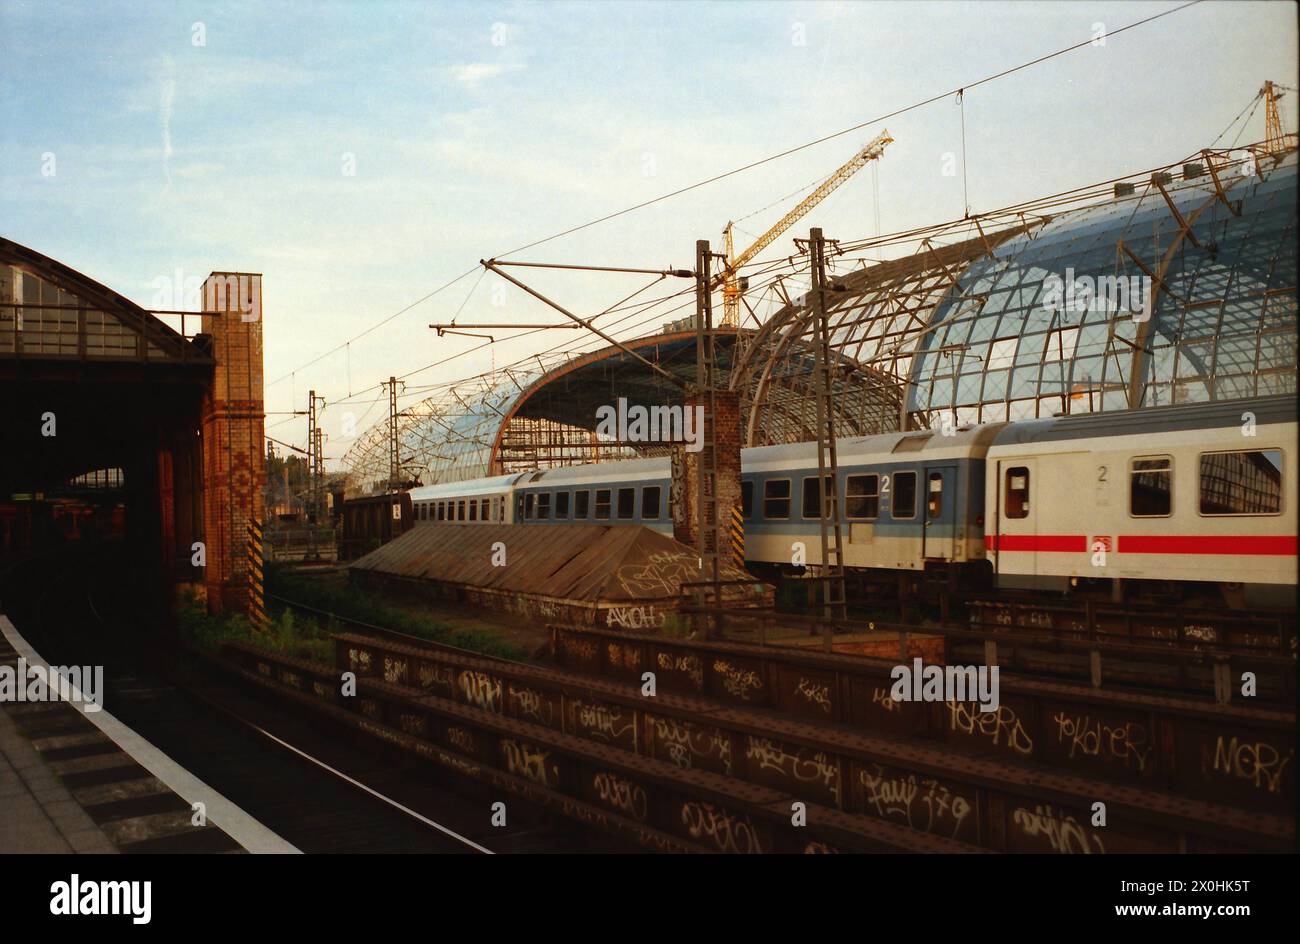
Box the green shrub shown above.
[265,568,526,661]
[176,593,333,665]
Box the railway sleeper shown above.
[214,645,978,854]
[223,641,1290,853]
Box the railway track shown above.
[197,605,1290,853]
[0,547,584,854]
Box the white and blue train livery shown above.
[511,457,673,536]
[740,425,999,571]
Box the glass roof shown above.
[908,152,1297,422]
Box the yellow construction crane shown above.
[716,129,893,327]
[1262,80,1288,154]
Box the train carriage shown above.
[510,457,673,536]
[408,473,522,525]
[985,394,1296,606]
[740,424,1002,574]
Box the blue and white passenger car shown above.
[740,425,1002,572]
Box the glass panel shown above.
[1130,457,1172,517]
[927,472,943,518]
[846,473,878,519]
[1005,467,1029,518]
[764,479,790,520]
[892,472,917,519]
[1199,450,1283,515]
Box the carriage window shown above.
[617,487,636,519]
[468,500,478,522]
[480,498,489,520]
[422,504,429,521]
[595,489,611,520]
[524,494,535,520]
[741,480,754,519]
[846,474,879,519]
[801,475,835,519]
[764,479,791,520]
[928,473,943,519]
[456,500,465,521]
[575,490,590,519]
[892,472,917,519]
[435,502,443,521]
[555,491,570,519]
[1199,450,1284,515]
[1004,467,1029,519]
[537,492,551,520]
[642,486,661,520]
[1130,457,1172,517]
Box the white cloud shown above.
[160,57,175,189]
[449,62,524,89]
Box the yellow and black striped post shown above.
[729,503,745,567]
[246,517,271,631]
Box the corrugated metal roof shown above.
[349,522,758,604]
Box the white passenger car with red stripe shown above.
[985,395,1296,607]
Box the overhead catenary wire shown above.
[270,0,1204,402]
[487,0,1203,262]
[328,4,1255,482]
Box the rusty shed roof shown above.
[349,523,756,603]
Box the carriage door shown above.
[995,459,1036,578]
[922,464,957,561]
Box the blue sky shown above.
[2,0,1296,464]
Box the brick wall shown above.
[200,272,265,614]
[673,389,742,559]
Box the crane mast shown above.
[1263,80,1288,154]
[716,129,893,327]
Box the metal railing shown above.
[265,528,337,561]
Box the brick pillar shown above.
[200,272,265,614]
[672,390,742,553]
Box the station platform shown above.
[0,615,299,854]
[0,699,117,853]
